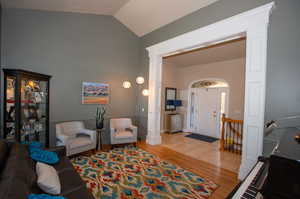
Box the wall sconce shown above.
[142,89,149,96]
[122,81,131,88]
[136,76,145,85]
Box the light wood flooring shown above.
[161,132,241,173]
[138,141,239,199]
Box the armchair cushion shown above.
[114,131,134,139]
[60,122,84,136]
[110,118,132,130]
[69,137,93,150]
[56,121,96,156]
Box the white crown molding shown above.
[146,2,275,180]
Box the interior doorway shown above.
[159,39,244,173]
[146,3,274,179]
[189,84,229,139]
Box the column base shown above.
[239,158,257,180]
[146,134,162,145]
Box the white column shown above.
[239,14,269,179]
[146,53,162,145]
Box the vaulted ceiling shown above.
[1,0,220,37]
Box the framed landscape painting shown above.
[82,82,109,104]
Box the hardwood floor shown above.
[161,132,241,173]
[138,141,239,199]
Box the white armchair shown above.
[56,121,96,156]
[110,118,137,145]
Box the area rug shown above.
[185,133,219,143]
[71,147,218,199]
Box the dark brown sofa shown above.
[0,140,94,199]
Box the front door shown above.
[191,88,220,138]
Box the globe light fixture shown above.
[122,81,131,88]
[136,76,145,85]
[142,89,149,96]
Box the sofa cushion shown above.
[0,140,8,172]
[53,156,74,172]
[0,143,93,199]
[58,168,85,195]
[69,137,92,150]
[0,143,36,199]
[114,131,134,139]
[62,186,94,199]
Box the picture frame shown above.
[82,82,109,104]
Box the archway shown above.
[145,2,275,179]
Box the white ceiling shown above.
[1,0,220,37]
[114,0,220,37]
[0,0,130,16]
[164,39,246,67]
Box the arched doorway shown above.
[187,79,229,138]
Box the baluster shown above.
[232,122,236,153]
[225,121,228,151]
[220,113,226,151]
[240,122,243,154]
[229,122,232,152]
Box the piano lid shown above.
[273,127,300,161]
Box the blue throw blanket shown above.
[30,148,59,164]
[26,142,59,164]
[28,194,66,199]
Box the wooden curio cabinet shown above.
[3,69,51,147]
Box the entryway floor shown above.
[161,132,241,173]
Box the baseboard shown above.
[239,158,257,180]
[146,134,162,145]
[182,128,191,133]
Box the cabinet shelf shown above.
[3,69,51,147]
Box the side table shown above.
[96,128,105,151]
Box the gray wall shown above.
[137,0,300,143]
[1,8,140,146]
[1,0,300,150]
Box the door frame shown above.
[145,2,275,179]
[186,79,230,138]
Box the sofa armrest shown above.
[47,146,66,157]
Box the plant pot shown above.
[96,120,104,129]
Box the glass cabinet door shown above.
[20,78,48,146]
[4,76,16,141]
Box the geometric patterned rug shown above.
[71,147,218,199]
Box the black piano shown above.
[227,127,300,199]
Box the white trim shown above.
[146,2,275,180]
[182,128,190,133]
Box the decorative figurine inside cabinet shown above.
[3,69,51,147]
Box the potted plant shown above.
[96,106,106,129]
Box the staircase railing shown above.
[220,113,243,154]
